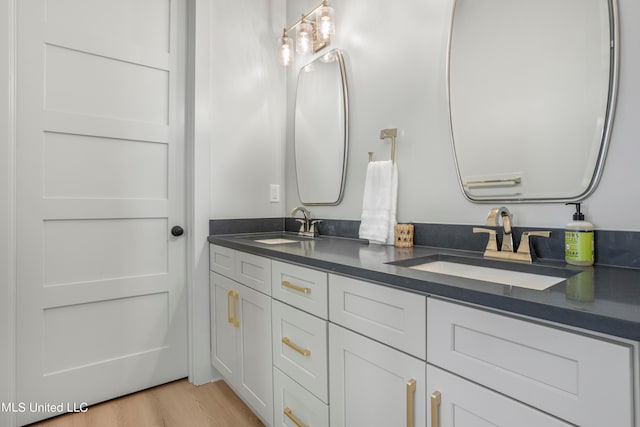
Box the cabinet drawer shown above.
[274,367,329,427]
[428,297,635,427]
[209,244,235,278]
[272,260,328,319]
[272,300,328,402]
[328,274,426,359]
[235,251,271,295]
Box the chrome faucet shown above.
[473,207,551,263]
[290,206,320,237]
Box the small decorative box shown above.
[394,224,414,248]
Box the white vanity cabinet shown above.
[271,261,330,427]
[328,274,427,427]
[209,245,273,426]
[209,242,638,427]
[427,297,637,427]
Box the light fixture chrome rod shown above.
[283,0,328,34]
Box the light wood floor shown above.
[26,379,265,427]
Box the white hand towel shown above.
[359,160,398,245]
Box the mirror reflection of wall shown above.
[448,0,618,202]
[294,49,349,205]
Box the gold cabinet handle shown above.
[282,280,311,295]
[430,391,441,427]
[282,337,311,356]
[226,290,239,328]
[284,407,308,427]
[231,291,239,328]
[406,379,416,427]
[226,289,234,325]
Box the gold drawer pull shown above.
[231,291,239,328]
[226,290,239,328]
[282,337,311,356]
[282,280,311,295]
[430,391,441,427]
[226,289,234,325]
[284,407,308,427]
[406,379,416,427]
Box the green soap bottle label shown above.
[565,230,594,262]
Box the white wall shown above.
[188,0,217,386]
[209,0,286,219]
[284,0,640,231]
[0,0,15,424]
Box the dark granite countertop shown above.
[208,232,640,342]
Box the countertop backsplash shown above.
[210,218,640,270]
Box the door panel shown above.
[426,364,572,427]
[210,273,239,379]
[329,324,426,427]
[44,45,169,123]
[44,133,169,199]
[238,284,273,425]
[43,218,168,284]
[43,293,170,375]
[16,1,186,424]
[45,0,171,54]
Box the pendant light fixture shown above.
[315,3,335,43]
[296,18,313,54]
[279,32,294,67]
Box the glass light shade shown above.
[316,5,335,42]
[296,21,313,54]
[279,35,294,67]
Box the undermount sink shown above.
[253,238,301,245]
[410,261,565,290]
[390,255,575,291]
[247,232,316,245]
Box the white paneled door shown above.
[16,1,187,424]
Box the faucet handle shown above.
[517,231,551,258]
[295,218,307,233]
[473,227,498,252]
[310,219,322,235]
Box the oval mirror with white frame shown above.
[294,49,348,205]
[447,0,618,202]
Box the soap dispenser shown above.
[565,203,594,266]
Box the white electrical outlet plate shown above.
[270,184,280,203]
